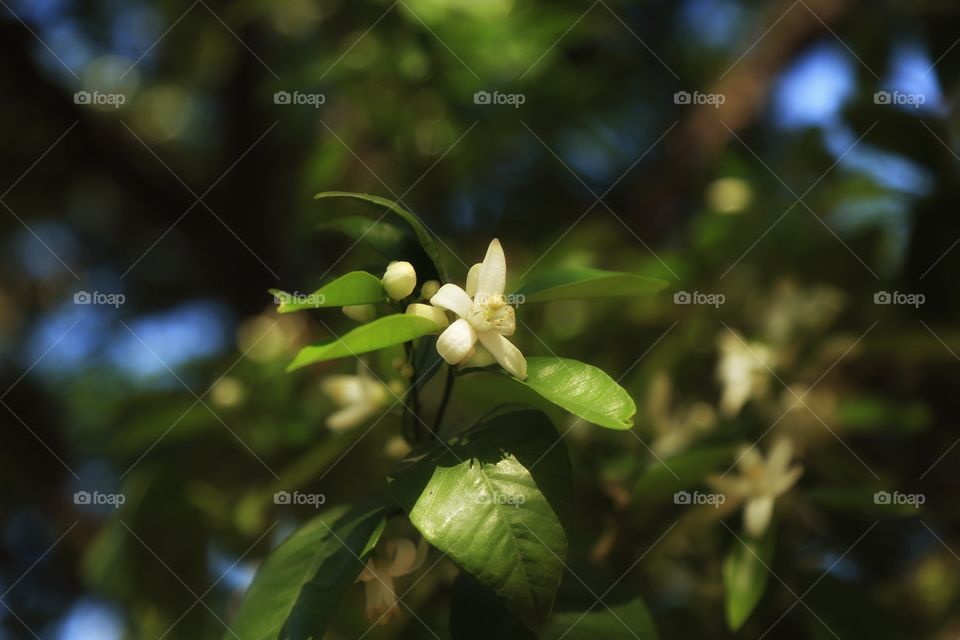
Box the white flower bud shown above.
[342,304,377,323]
[405,303,449,330]
[420,279,441,300]
[382,261,417,300]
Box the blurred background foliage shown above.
[2,0,960,637]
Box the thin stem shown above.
[433,365,456,435]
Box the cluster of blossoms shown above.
[322,239,526,431]
[315,240,525,620]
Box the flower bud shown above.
[405,303,449,330]
[342,304,377,323]
[420,279,441,300]
[382,261,417,300]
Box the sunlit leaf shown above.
[723,523,775,631]
[514,357,635,429]
[390,410,572,629]
[287,315,441,371]
[315,191,449,281]
[513,267,667,304]
[269,271,385,313]
[228,502,387,640]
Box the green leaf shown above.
[540,597,659,640]
[723,523,775,631]
[513,267,667,304]
[315,192,449,281]
[269,271,385,313]
[390,410,572,630]
[318,216,408,256]
[514,357,636,430]
[539,566,659,640]
[287,315,441,371]
[228,502,387,640]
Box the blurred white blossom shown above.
[716,330,774,417]
[321,365,396,431]
[708,439,803,537]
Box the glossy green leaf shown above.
[315,191,449,281]
[513,267,667,304]
[514,357,636,430]
[228,502,387,640]
[287,315,440,371]
[723,523,775,631]
[318,216,408,255]
[269,271,385,313]
[390,410,572,630]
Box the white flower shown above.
[716,330,774,417]
[356,538,428,624]
[321,365,393,431]
[429,239,527,380]
[382,261,417,300]
[707,438,803,538]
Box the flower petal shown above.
[363,572,400,623]
[476,238,506,298]
[387,539,425,577]
[430,284,473,318]
[478,331,526,380]
[705,473,749,502]
[765,438,794,478]
[465,263,482,297]
[436,319,477,364]
[744,495,775,538]
[735,444,764,474]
